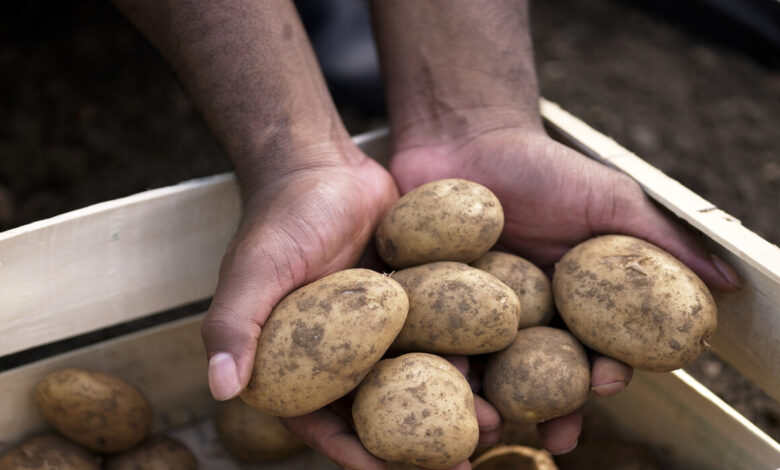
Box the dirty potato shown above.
[553,235,718,372]
[471,445,558,470]
[376,179,504,268]
[484,327,590,424]
[104,436,196,470]
[35,368,154,453]
[353,353,479,469]
[0,434,100,470]
[241,269,409,417]
[215,399,307,462]
[391,262,520,355]
[472,251,554,328]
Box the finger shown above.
[282,408,386,470]
[537,409,582,455]
[591,355,633,396]
[202,236,297,401]
[474,395,502,447]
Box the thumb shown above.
[597,174,740,291]
[201,235,300,401]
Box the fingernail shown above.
[591,381,627,396]
[550,439,578,456]
[711,254,741,288]
[209,352,241,401]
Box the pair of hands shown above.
[202,126,739,469]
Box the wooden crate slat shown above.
[0,314,212,450]
[0,174,241,357]
[540,99,780,402]
[591,370,780,469]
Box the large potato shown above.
[484,327,590,424]
[376,179,504,268]
[472,251,554,328]
[0,434,100,470]
[215,399,307,462]
[35,368,154,453]
[104,437,196,470]
[391,262,520,355]
[553,235,718,372]
[241,269,409,417]
[353,353,479,469]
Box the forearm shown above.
[111,0,355,196]
[370,0,543,149]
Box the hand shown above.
[202,147,397,402]
[389,127,740,454]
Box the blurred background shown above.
[1,0,778,440]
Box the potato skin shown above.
[553,235,718,372]
[34,368,154,453]
[215,399,307,462]
[376,179,504,268]
[353,353,479,469]
[241,269,409,417]
[0,434,100,470]
[472,251,554,328]
[484,327,590,424]
[104,437,196,470]
[391,262,521,355]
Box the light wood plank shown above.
[540,99,780,402]
[0,134,392,359]
[0,174,241,357]
[591,370,780,469]
[0,314,212,451]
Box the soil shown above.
[1,0,778,447]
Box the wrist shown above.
[389,98,544,154]
[232,125,365,201]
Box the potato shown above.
[391,262,520,355]
[104,436,196,470]
[471,445,558,470]
[241,268,409,417]
[472,251,554,328]
[552,235,718,372]
[376,179,504,268]
[35,368,154,453]
[483,327,590,424]
[215,398,307,462]
[353,353,479,469]
[0,434,100,470]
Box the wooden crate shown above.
[1,102,778,469]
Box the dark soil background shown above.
[1,0,778,447]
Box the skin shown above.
[109,1,741,468]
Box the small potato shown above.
[0,434,100,470]
[104,436,196,470]
[35,368,154,453]
[376,179,504,268]
[391,262,520,355]
[471,445,558,470]
[215,399,307,462]
[553,235,718,372]
[472,251,554,328]
[353,353,479,469]
[241,269,409,417]
[484,327,590,424]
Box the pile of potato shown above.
[0,368,197,469]
[236,178,718,468]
